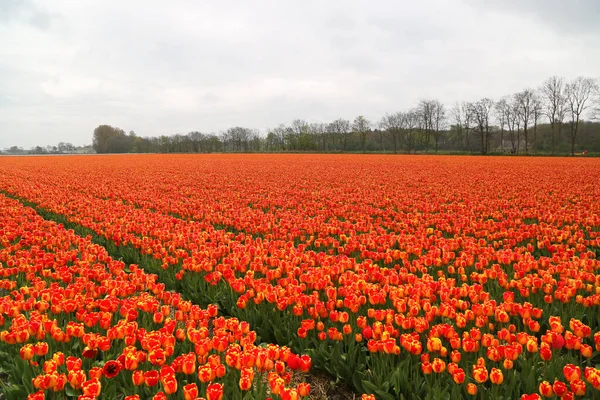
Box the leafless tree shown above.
[531,92,543,154]
[310,122,327,152]
[495,99,508,153]
[375,121,386,152]
[461,102,474,151]
[249,129,262,152]
[328,118,351,152]
[515,89,536,154]
[187,131,203,152]
[269,124,288,151]
[290,119,309,136]
[540,76,566,154]
[469,98,494,154]
[417,100,430,151]
[418,99,444,152]
[227,126,253,152]
[379,112,404,154]
[565,76,599,155]
[449,103,465,151]
[431,100,446,152]
[404,110,419,153]
[498,97,518,154]
[352,115,371,153]
[287,119,314,150]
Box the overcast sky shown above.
[1,0,599,148]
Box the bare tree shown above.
[227,126,253,152]
[417,100,437,151]
[431,100,446,152]
[460,102,474,151]
[565,76,599,155]
[352,115,371,153]
[375,123,386,152]
[379,112,404,154]
[188,131,203,152]
[512,98,523,153]
[469,98,494,154]
[269,124,288,151]
[328,118,351,152]
[252,129,264,152]
[495,99,508,153]
[541,76,566,154]
[515,89,536,154]
[498,97,519,154]
[310,122,327,152]
[531,92,543,154]
[449,103,464,151]
[404,110,419,153]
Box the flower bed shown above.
[1,154,599,399]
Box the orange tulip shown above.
[467,383,477,396]
[490,368,503,385]
[539,381,553,397]
[206,382,224,400]
[183,383,199,400]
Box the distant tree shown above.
[450,102,470,151]
[285,120,313,151]
[226,127,253,152]
[310,123,327,152]
[531,93,543,154]
[249,129,264,152]
[187,131,202,152]
[566,76,599,155]
[57,142,75,153]
[93,125,130,153]
[30,146,46,154]
[494,99,508,152]
[379,112,404,154]
[470,98,494,155]
[404,110,419,153]
[417,100,433,151]
[328,119,351,152]
[498,97,518,154]
[106,133,132,153]
[130,136,148,153]
[352,115,371,153]
[268,125,287,151]
[541,76,567,154]
[431,100,446,152]
[515,89,535,154]
[289,120,315,151]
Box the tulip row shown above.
[0,154,599,399]
[0,193,313,399]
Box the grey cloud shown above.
[0,0,26,22]
[465,0,600,35]
[0,0,57,30]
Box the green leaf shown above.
[65,385,79,397]
[362,379,381,394]
[375,389,397,400]
[273,328,290,346]
[2,385,28,400]
[352,370,365,393]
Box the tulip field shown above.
[0,154,599,400]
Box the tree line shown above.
[87,75,596,156]
[2,142,93,155]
